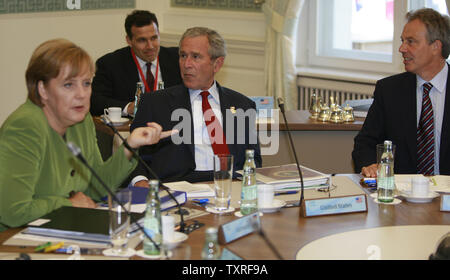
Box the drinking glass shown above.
[213,154,234,213]
[108,189,132,255]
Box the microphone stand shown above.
[103,116,186,233]
[277,98,305,210]
[66,142,160,251]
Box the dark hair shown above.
[125,10,159,39]
[407,8,450,59]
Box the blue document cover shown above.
[128,186,187,211]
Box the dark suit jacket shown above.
[90,46,182,116]
[352,67,450,175]
[129,83,262,183]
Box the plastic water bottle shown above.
[377,140,395,203]
[240,149,258,215]
[143,180,162,256]
[201,227,221,260]
[134,82,144,116]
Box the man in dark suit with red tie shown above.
[90,10,182,116]
[352,8,450,177]
[130,27,262,184]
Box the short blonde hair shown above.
[26,39,94,107]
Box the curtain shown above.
[262,0,305,110]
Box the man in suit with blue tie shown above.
[130,27,262,184]
[90,10,182,116]
[353,8,450,177]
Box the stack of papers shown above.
[163,181,215,198]
[238,164,330,191]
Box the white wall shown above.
[0,0,266,125]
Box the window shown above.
[299,0,449,75]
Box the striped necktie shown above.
[417,82,434,175]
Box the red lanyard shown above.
[130,48,159,92]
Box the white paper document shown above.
[164,181,215,198]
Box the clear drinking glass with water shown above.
[108,189,132,254]
[213,154,233,213]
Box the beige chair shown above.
[112,131,130,154]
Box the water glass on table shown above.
[213,154,234,213]
[108,189,132,255]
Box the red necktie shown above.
[146,63,154,92]
[201,91,230,155]
[417,82,434,175]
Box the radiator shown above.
[297,76,375,110]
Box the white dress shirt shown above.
[123,55,163,116]
[189,82,222,171]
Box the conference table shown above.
[0,174,448,260]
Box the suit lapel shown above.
[124,47,140,98]
[439,67,450,164]
[403,73,418,166]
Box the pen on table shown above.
[34,241,52,252]
[275,191,299,196]
[192,198,209,206]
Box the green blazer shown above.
[0,100,137,231]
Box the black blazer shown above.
[90,46,182,116]
[352,67,450,175]
[130,83,262,183]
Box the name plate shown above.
[302,195,368,217]
[441,194,450,212]
[218,212,260,245]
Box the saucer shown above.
[258,199,286,213]
[206,206,235,214]
[102,248,136,258]
[163,232,188,249]
[101,115,129,126]
[399,190,439,203]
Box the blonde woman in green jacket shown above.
[0,39,174,231]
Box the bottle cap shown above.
[245,149,254,157]
[205,227,218,234]
[149,179,159,188]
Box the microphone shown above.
[277,97,305,209]
[102,115,186,233]
[66,141,160,251]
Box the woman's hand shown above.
[69,191,97,208]
[124,122,178,159]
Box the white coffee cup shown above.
[412,177,429,197]
[257,184,274,208]
[104,107,122,122]
[162,215,175,242]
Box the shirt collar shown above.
[135,53,157,69]
[189,81,220,103]
[417,63,448,94]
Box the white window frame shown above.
[300,0,409,76]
